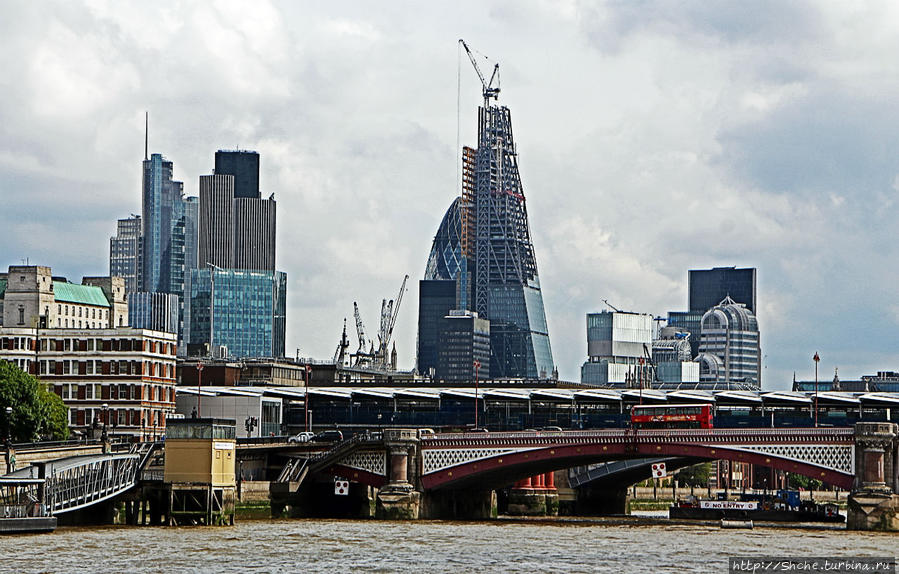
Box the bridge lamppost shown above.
[101,403,109,443]
[304,365,312,432]
[196,361,204,418]
[813,352,820,428]
[473,359,481,430]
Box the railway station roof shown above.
[176,386,899,410]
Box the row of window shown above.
[58,303,107,320]
[57,318,109,329]
[39,359,175,378]
[69,406,167,428]
[58,382,175,403]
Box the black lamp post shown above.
[101,403,109,442]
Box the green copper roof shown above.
[52,281,109,307]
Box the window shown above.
[92,309,96,319]
[17,306,25,325]
[70,409,77,425]
[79,307,82,317]
[86,362,94,375]
[62,385,70,400]
[57,304,61,314]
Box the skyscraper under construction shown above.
[418,41,554,380]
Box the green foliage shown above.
[0,360,69,442]
[677,462,712,487]
[788,473,823,491]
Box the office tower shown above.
[436,310,490,383]
[189,267,286,358]
[190,150,286,358]
[234,196,276,271]
[696,296,761,389]
[415,76,554,379]
[214,150,260,199]
[424,198,465,282]
[109,216,141,294]
[689,267,756,314]
[129,292,180,334]
[198,173,235,269]
[181,196,199,352]
[198,171,276,273]
[141,153,185,295]
[466,95,553,378]
[416,279,457,376]
[580,311,653,386]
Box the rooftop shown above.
[52,281,109,307]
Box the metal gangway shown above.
[4,453,140,515]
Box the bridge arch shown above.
[419,429,855,491]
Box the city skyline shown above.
[2,2,899,387]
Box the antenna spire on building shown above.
[144,111,148,161]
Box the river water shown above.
[4,518,898,573]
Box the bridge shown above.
[300,423,898,526]
[1,442,161,521]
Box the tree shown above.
[677,462,713,487]
[788,473,822,491]
[0,360,69,442]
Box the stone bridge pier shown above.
[848,422,899,530]
[375,429,421,519]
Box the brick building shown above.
[0,327,177,439]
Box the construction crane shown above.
[377,275,409,362]
[602,299,621,313]
[459,39,500,106]
[332,319,349,366]
[353,302,367,352]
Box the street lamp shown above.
[101,403,109,442]
[304,364,312,432]
[197,361,204,418]
[813,352,820,427]
[473,359,481,430]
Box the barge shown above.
[669,491,844,523]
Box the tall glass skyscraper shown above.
[141,153,185,295]
[418,93,554,379]
[109,215,141,294]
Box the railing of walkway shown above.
[46,455,140,514]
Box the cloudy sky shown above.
[2,1,898,389]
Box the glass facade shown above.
[139,153,193,350]
[436,312,490,383]
[689,267,756,314]
[416,280,457,376]
[417,103,555,380]
[190,268,287,358]
[128,292,180,335]
[424,198,464,281]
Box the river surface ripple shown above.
[3,519,898,574]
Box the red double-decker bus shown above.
[630,404,714,429]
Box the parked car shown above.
[288,431,315,443]
[312,430,344,443]
[418,428,435,437]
